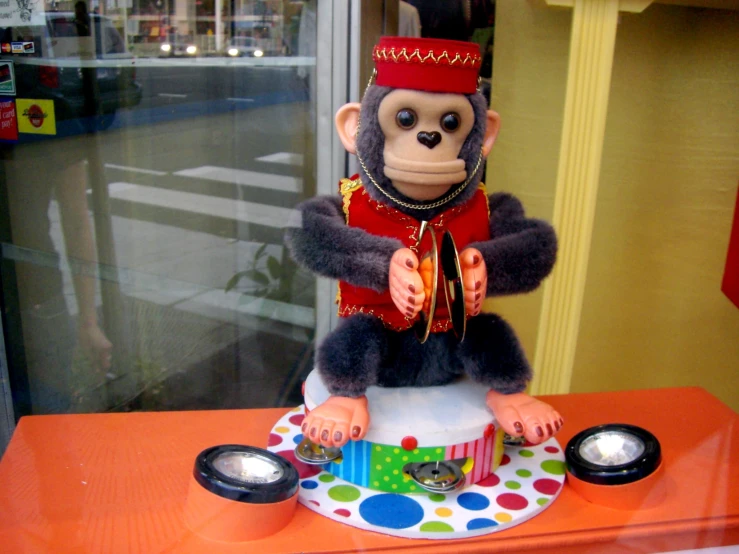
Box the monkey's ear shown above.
[482,110,501,157]
[335,103,362,154]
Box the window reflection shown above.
[0,0,317,415]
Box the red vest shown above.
[337,177,491,332]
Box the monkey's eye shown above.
[440,112,461,133]
[396,109,417,130]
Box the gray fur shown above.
[284,196,402,291]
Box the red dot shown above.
[533,478,561,495]
[484,424,495,438]
[310,500,320,506]
[476,473,500,487]
[275,449,322,479]
[544,446,560,454]
[496,493,529,510]
[334,509,351,517]
[289,414,305,427]
[267,433,283,446]
[499,454,511,466]
[301,381,306,396]
[401,436,418,451]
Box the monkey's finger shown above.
[390,279,424,308]
[459,248,484,271]
[390,248,419,273]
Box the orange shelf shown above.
[1,387,737,553]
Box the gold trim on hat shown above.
[373,46,482,68]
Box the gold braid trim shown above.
[373,47,482,69]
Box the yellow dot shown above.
[375,446,382,452]
[393,469,399,475]
[385,457,392,463]
[375,465,382,470]
[402,456,408,461]
[291,406,301,412]
[435,508,453,518]
[383,476,390,481]
[409,485,417,491]
[393,448,400,454]
[435,448,443,454]
[413,449,420,454]
[423,455,430,461]
[373,481,380,487]
[391,484,398,489]
[275,426,290,433]
[403,474,411,481]
[495,512,513,523]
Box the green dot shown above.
[328,485,361,502]
[541,460,566,475]
[537,498,550,506]
[373,481,379,487]
[410,485,417,491]
[392,484,397,489]
[383,476,390,481]
[393,448,400,454]
[318,474,336,483]
[516,469,532,478]
[402,456,408,461]
[435,448,442,454]
[385,456,392,463]
[375,446,382,452]
[393,469,399,475]
[505,481,521,490]
[428,493,446,502]
[423,455,430,461]
[375,464,382,470]
[420,521,454,532]
[413,449,419,454]
[519,449,534,458]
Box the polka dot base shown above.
[269,406,565,540]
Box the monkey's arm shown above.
[285,195,403,291]
[468,192,557,296]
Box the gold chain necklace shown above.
[355,148,483,211]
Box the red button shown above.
[401,436,418,451]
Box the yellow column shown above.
[531,0,651,395]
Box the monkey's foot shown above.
[301,395,370,448]
[486,390,563,445]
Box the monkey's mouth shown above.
[383,152,467,187]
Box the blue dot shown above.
[359,494,424,529]
[301,480,318,489]
[467,518,498,530]
[457,492,490,511]
[293,434,304,445]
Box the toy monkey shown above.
[286,37,561,451]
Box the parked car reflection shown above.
[225,37,264,58]
[1,11,142,133]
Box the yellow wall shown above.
[487,1,739,411]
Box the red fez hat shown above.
[372,36,482,95]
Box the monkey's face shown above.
[378,89,476,201]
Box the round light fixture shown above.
[185,445,299,541]
[565,424,664,509]
[186,45,197,55]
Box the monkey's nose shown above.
[417,131,442,149]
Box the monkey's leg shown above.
[458,313,563,445]
[304,314,388,448]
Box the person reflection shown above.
[6,146,113,414]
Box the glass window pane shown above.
[0,0,319,415]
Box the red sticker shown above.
[0,100,18,141]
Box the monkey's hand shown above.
[389,248,425,318]
[302,395,370,448]
[486,390,563,445]
[460,247,487,317]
